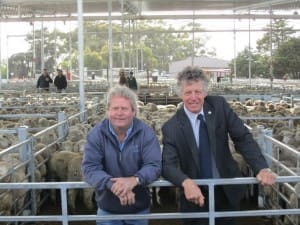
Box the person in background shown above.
[161,65,276,225]
[91,72,96,80]
[81,85,161,225]
[54,68,67,93]
[36,68,53,92]
[127,71,138,92]
[119,69,128,86]
[216,74,221,83]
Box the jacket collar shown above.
[176,100,216,162]
[176,107,201,172]
[202,101,216,157]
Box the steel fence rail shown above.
[0,176,299,225]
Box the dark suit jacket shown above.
[162,95,268,208]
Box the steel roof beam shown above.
[1,12,300,22]
[234,0,300,11]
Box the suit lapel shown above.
[176,108,201,172]
[203,102,217,157]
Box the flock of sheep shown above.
[0,82,300,224]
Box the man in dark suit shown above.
[161,66,276,225]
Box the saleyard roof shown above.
[169,56,230,75]
[1,0,300,22]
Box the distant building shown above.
[169,56,231,81]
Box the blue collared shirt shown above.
[183,105,220,178]
[183,105,204,147]
[109,121,133,151]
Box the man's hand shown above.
[110,177,138,197]
[118,190,136,206]
[256,168,276,186]
[182,178,205,207]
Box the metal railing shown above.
[0,177,299,225]
[1,93,299,225]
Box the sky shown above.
[0,15,299,62]
[0,21,74,59]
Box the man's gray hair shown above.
[106,85,138,114]
[176,65,210,95]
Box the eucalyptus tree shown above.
[230,48,268,78]
[232,19,296,79]
[135,20,212,71]
[273,37,300,79]
[26,27,69,73]
[7,52,32,78]
[256,19,295,54]
[22,20,214,75]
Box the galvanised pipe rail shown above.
[0,176,299,225]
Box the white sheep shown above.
[67,154,95,212]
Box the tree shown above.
[0,61,7,79]
[63,20,213,72]
[230,49,249,78]
[84,48,102,70]
[273,37,300,79]
[256,19,295,55]
[230,48,268,78]
[26,27,69,73]
[8,52,32,78]
[17,20,214,76]
[136,20,213,71]
[231,18,297,79]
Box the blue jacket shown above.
[82,117,161,213]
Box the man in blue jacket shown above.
[82,85,161,225]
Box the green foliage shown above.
[59,61,70,71]
[12,20,213,75]
[84,48,102,69]
[231,49,250,78]
[25,27,69,72]
[230,48,269,78]
[8,52,32,78]
[0,63,6,79]
[256,19,295,54]
[232,19,298,79]
[273,37,300,79]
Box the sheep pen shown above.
[0,78,300,225]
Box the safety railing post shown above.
[256,125,265,153]
[57,111,68,140]
[256,125,266,208]
[264,128,273,167]
[17,126,29,161]
[288,119,294,129]
[259,128,273,208]
[28,137,37,215]
[208,183,215,225]
[83,110,88,122]
[17,126,37,215]
[60,185,69,225]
